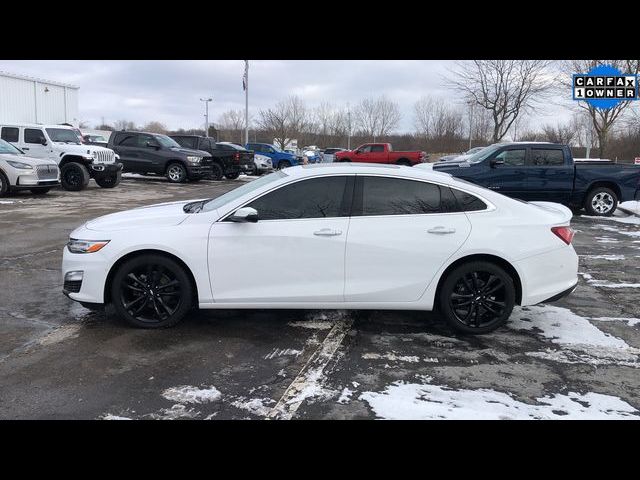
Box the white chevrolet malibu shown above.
[62,164,579,334]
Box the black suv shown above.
[108,131,213,183]
[171,135,254,180]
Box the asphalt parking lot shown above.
[1,176,640,419]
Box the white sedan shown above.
[62,164,579,334]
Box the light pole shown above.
[347,102,351,150]
[243,60,249,146]
[200,97,212,137]
[467,100,474,150]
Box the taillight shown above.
[551,226,575,245]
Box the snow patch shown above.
[363,352,420,363]
[360,380,639,420]
[591,317,640,327]
[264,348,301,360]
[337,388,354,404]
[231,397,276,417]
[101,414,133,420]
[162,385,221,404]
[148,404,200,420]
[288,320,333,330]
[580,254,625,261]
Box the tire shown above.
[0,171,10,197]
[338,158,351,163]
[396,159,411,166]
[210,163,224,181]
[30,188,51,195]
[225,171,240,180]
[61,162,90,191]
[110,254,194,329]
[278,160,291,169]
[438,261,515,334]
[95,170,121,189]
[584,187,618,216]
[166,162,188,183]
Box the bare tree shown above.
[541,122,578,144]
[95,124,114,131]
[113,119,137,131]
[257,96,311,149]
[560,60,640,158]
[413,96,464,139]
[447,60,553,142]
[141,121,167,134]
[353,96,401,140]
[217,109,248,143]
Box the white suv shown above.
[0,139,60,196]
[0,124,122,191]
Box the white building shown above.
[0,71,79,127]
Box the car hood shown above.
[0,153,57,166]
[170,147,212,158]
[84,200,201,231]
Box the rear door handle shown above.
[314,228,342,236]
[428,226,456,234]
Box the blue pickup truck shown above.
[246,143,299,169]
[432,142,640,216]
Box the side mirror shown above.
[490,158,504,168]
[354,149,360,154]
[229,207,259,223]
[41,139,48,146]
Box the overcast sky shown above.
[0,60,575,133]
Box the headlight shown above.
[7,161,33,170]
[186,156,202,164]
[67,238,110,254]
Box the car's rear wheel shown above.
[61,162,90,191]
[278,160,291,169]
[584,187,618,216]
[111,254,193,328]
[225,171,240,180]
[439,261,515,334]
[396,159,411,166]
[0,171,11,197]
[166,162,188,183]
[30,188,51,194]
[209,163,224,181]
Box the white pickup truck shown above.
[0,124,123,191]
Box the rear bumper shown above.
[515,245,579,306]
[540,280,578,304]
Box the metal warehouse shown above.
[0,71,79,126]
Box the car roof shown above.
[283,163,455,181]
[0,123,75,130]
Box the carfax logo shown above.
[573,64,638,109]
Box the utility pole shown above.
[243,60,249,146]
[200,97,212,137]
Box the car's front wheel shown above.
[166,162,188,183]
[278,160,291,169]
[95,170,121,188]
[0,171,11,196]
[438,261,515,334]
[61,162,90,191]
[111,254,193,328]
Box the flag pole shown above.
[244,60,249,146]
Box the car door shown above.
[21,128,51,159]
[523,147,573,203]
[366,144,387,163]
[111,133,140,172]
[344,175,472,302]
[477,146,528,199]
[209,175,353,303]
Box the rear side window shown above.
[174,137,197,149]
[355,177,443,216]
[24,128,46,144]
[246,176,349,220]
[529,149,564,166]
[450,188,487,212]
[1,127,19,143]
[370,145,384,152]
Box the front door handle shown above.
[428,226,456,234]
[314,228,342,236]
[22,147,29,150]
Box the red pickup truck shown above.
[334,143,427,166]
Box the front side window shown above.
[154,135,181,148]
[1,127,19,143]
[356,177,444,216]
[246,176,348,220]
[359,145,372,154]
[25,129,46,144]
[495,149,526,166]
[118,135,139,147]
[529,148,564,166]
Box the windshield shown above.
[155,135,182,148]
[466,144,502,164]
[46,128,81,144]
[202,170,286,213]
[0,139,21,155]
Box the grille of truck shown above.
[36,164,59,180]
[93,150,115,163]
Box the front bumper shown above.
[186,163,213,178]
[62,246,111,304]
[90,162,123,179]
[14,178,60,189]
